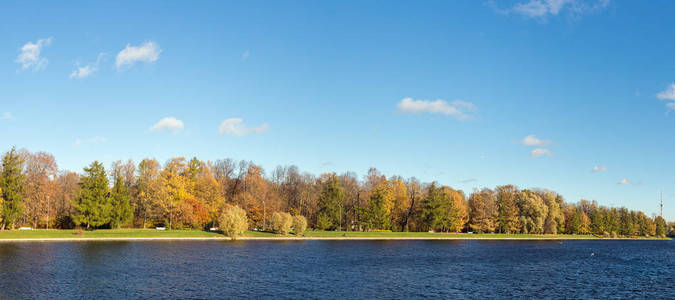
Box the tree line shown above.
[0,147,671,237]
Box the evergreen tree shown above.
[0,147,25,230]
[110,175,133,229]
[365,187,391,230]
[422,183,451,232]
[73,161,111,229]
[316,175,346,230]
[655,216,667,237]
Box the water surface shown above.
[0,240,672,298]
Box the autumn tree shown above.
[517,190,548,234]
[496,185,520,233]
[53,172,79,228]
[468,188,498,233]
[73,161,111,229]
[292,215,307,236]
[0,147,25,230]
[135,159,162,228]
[160,158,192,229]
[23,151,58,228]
[445,187,469,232]
[271,212,293,234]
[539,191,564,234]
[234,164,274,229]
[388,179,409,231]
[402,177,422,232]
[193,164,225,227]
[220,205,248,240]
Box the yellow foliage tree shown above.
[389,179,409,231]
[219,205,248,240]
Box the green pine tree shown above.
[73,161,111,229]
[0,147,25,230]
[110,175,133,229]
[316,175,346,230]
[421,183,449,232]
[366,188,391,230]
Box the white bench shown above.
[155,227,166,230]
[19,227,33,230]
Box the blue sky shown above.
[1,0,673,219]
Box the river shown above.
[0,240,672,298]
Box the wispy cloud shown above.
[461,178,478,184]
[517,135,553,157]
[150,117,184,132]
[15,37,53,71]
[396,97,477,120]
[657,83,675,100]
[74,136,107,148]
[1,112,14,120]
[242,50,250,61]
[492,0,611,20]
[218,118,268,136]
[618,178,631,185]
[518,134,552,147]
[530,148,553,157]
[115,41,161,70]
[657,83,675,113]
[70,53,105,79]
[592,165,607,172]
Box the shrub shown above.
[315,213,332,231]
[271,212,293,235]
[292,215,307,236]
[610,231,618,239]
[219,206,248,240]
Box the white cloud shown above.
[74,136,106,148]
[115,41,161,70]
[70,53,105,79]
[150,117,184,132]
[500,0,610,20]
[70,65,96,79]
[218,118,268,136]
[242,50,250,61]
[519,135,552,147]
[656,84,675,113]
[657,83,675,100]
[461,178,478,184]
[530,148,552,157]
[592,165,607,172]
[618,178,631,185]
[396,97,477,120]
[15,37,53,71]
[1,112,14,120]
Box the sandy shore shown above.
[0,236,656,242]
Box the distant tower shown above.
[661,191,663,218]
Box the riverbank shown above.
[0,229,669,241]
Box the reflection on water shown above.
[0,240,673,298]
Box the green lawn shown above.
[0,229,222,239]
[252,230,605,239]
[0,229,667,240]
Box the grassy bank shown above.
[0,229,668,240]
